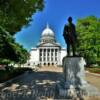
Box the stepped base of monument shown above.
[56,82,100,99]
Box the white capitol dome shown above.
[42,24,54,37]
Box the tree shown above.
[76,16,100,66]
[0,0,44,65]
[0,28,29,64]
[0,0,44,35]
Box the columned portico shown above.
[39,46,60,66]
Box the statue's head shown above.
[68,17,72,23]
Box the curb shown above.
[0,71,29,88]
[86,71,100,77]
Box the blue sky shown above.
[15,0,100,51]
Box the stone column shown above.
[58,48,61,65]
[46,48,47,65]
[57,49,59,65]
[44,48,46,63]
[39,49,42,65]
[42,49,44,66]
[53,48,55,63]
[50,48,51,64]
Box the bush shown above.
[0,66,33,83]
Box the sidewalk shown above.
[86,72,100,92]
[0,66,100,100]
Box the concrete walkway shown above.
[0,66,100,100]
[86,72,100,92]
[0,66,63,100]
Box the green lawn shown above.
[86,67,100,74]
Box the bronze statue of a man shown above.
[63,17,77,56]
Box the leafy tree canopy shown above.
[0,0,44,35]
[0,0,44,64]
[0,29,29,64]
[76,16,100,65]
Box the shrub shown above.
[0,66,33,83]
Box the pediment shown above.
[38,42,61,47]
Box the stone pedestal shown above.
[63,57,87,88]
[57,56,100,99]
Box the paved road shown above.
[0,67,63,100]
